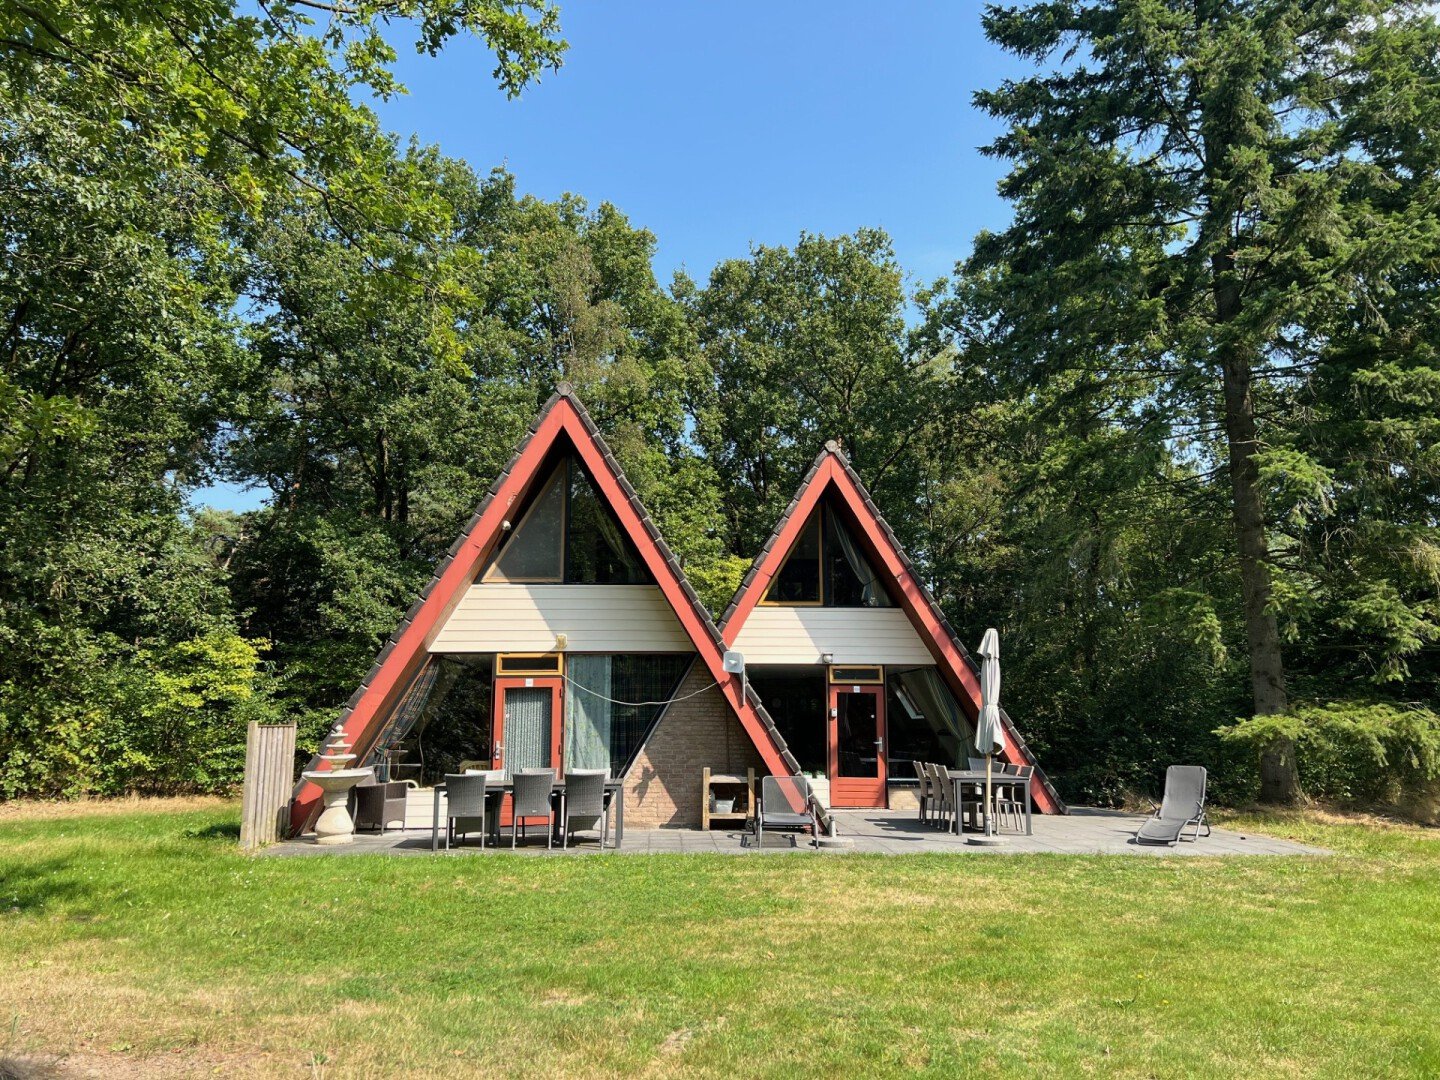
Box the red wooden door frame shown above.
[493,676,564,828]
[827,682,887,808]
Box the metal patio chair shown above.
[912,759,935,823]
[751,775,818,849]
[560,769,610,850]
[994,764,1034,832]
[1136,765,1211,845]
[929,762,958,830]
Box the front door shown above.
[828,683,887,808]
[492,677,563,778]
[492,677,563,828]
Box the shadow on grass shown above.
[181,822,240,842]
[0,1054,66,1080]
[0,857,93,915]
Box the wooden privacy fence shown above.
[240,722,297,850]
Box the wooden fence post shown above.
[240,722,297,850]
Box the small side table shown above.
[701,767,755,830]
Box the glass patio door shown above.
[828,684,887,808]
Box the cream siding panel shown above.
[731,607,935,666]
[431,584,695,654]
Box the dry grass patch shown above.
[0,796,233,823]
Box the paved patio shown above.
[265,807,1326,857]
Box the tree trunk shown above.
[1213,256,1297,803]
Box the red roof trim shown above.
[291,388,794,833]
[718,446,1064,815]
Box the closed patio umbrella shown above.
[973,628,1006,844]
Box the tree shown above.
[226,159,721,709]
[685,229,938,556]
[0,0,564,796]
[944,0,1440,802]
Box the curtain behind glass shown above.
[565,654,612,773]
[505,686,553,777]
[826,509,892,607]
[897,668,972,765]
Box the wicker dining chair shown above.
[510,770,556,850]
[561,769,609,850]
[437,773,492,851]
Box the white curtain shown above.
[897,668,972,765]
[827,512,889,607]
[505,686,553,777]
[565,655,612,773]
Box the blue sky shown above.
[378,1,1028,286]
[199,2,1029,511]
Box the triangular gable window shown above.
[762,500,894,607]
[766,512,822,603]
[487,466,566,581]
[483,454,651,585]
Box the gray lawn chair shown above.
[929,762,958,830]
[951,761,989,832]
[1136,765,1211,845]
[511,770,556,850]
[353,774,410,835]
[752,775,818,849]
[994,764,1033,832]
[912,759,934,823]
[560,769,610,849]
[437,773,493,851]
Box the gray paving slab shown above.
[265,806,1327,858]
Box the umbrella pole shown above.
[985,753,993,838]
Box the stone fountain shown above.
[301,724,372,845]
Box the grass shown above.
[1,801,1437,1078]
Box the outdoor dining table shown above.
[430,777,625,852]
[946,768,1033,837]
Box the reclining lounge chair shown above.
[1136,765,1211,845]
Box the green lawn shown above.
[1,801,1438,1078]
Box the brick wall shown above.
[622,663,765,828]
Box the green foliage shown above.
[686,553,752,619]
[686,229,938,555]
[0,0,564,798]
[1219,703,1440,816]
[918,0,1440,802]
[0,629,278,798]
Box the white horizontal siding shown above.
[731,606,935,666]
[431,584,695,654]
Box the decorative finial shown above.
[824,439,840,453]
[556,381,574,397]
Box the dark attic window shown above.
[565,458,648,584]
[483,454,651,585]
[762,501,895,607]
[487,466,566,582]
[764,511,822,603]
[823,504,894,607]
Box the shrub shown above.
[0,629,280,799]
[1217,701,1440,820]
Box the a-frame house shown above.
[291,385,801,834]
[719,441,1064,815]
